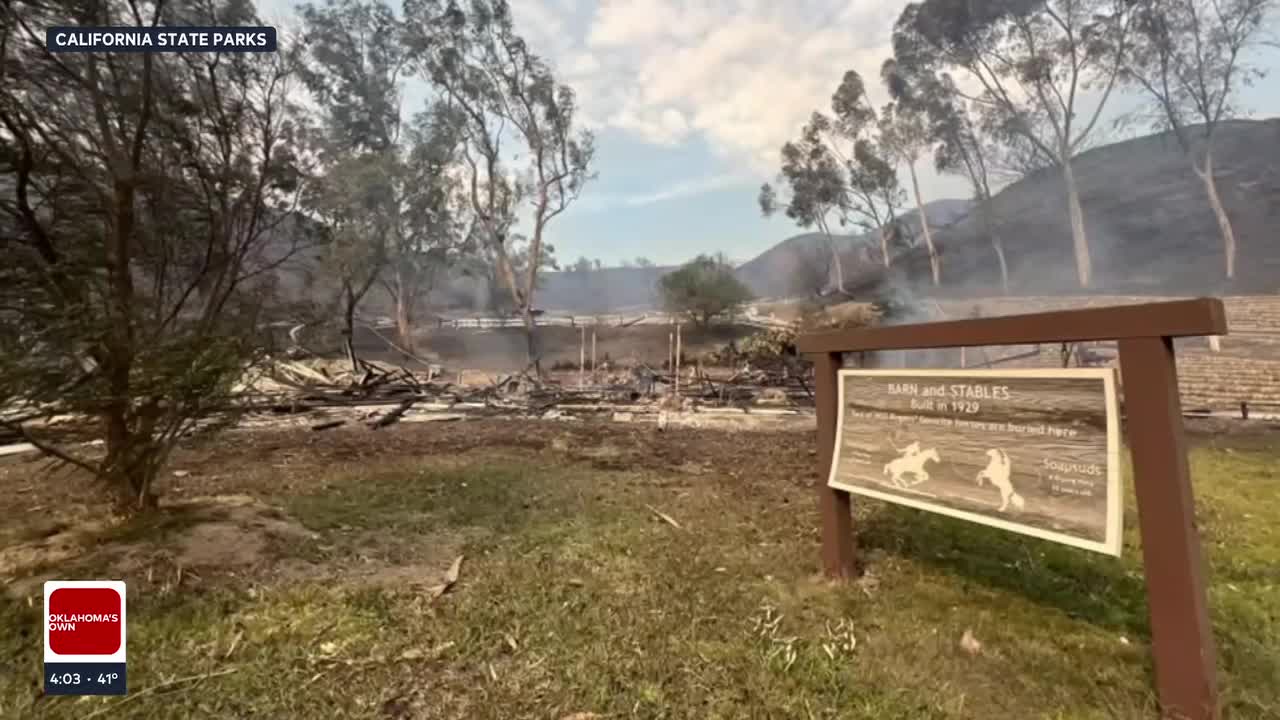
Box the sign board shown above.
[830,368,1122,556]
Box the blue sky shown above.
[262,0,1280,268]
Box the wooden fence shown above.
[431,313,793,330]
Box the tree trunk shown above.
[993,237,1010,296]
[343,285,358,373]
[392,264,416,352]
[101,407,159,511]
[105,161,154,511]
[394,294,414,353]
[827,235,845,294]
[1195,149,1236,280]
[980,198,1009,295]
[1061,157,1092,287]
[522,306,540,373]
[880,227,892,269]
[910,162,939,286]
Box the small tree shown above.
[759,114,850,293]
[830,71,909,270]
[658,255,754,327]
[0,0,308,510]
[762,71,908,292]
[304,151,393,364]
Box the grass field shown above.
[0,421,1276,719]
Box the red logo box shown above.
[47,587,122,656]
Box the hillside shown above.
[734,199,973,299]
[859,119,1280,297]
[271,121,1280,317]
[532,265,676,313]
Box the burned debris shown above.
[237,335,819,432]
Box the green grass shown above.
[1,446,1277,719]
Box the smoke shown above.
[863,271,957,369]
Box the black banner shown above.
[44,662,127,696]
[46,26,277,53]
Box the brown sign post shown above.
[798,298,1226,720]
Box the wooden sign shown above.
[801,299,1228,720]
[830,368,1122,556]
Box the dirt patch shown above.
[169,494,316,568]
[0,519,115,579]
[0,494,318,597]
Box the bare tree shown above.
[0,0,309,509]
[1122,0,1274,279]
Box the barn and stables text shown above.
[887,382,1012,414]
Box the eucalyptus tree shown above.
[758,113,850,294]
[1122,0,1274,279]
[883,58,1010,292]
[894,0,1136,287]
[877,88,942,285]
[298,0,408,359]
[761,70,907,294]
[832,70,910,271]
[406,0,594,371]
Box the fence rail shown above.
[429,313,793,330]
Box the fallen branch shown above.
[357,322,440,369]
[645,504,682,529]
[273,359,336,386]
[369,397,420,429]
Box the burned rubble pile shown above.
[238,339,816,432]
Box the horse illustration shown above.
[889,440,923,459]
[976,448,1024,512]
[883,447,940,488]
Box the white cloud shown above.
[576,172,749,212]
[513,0,913,177]
[620,172,745,206]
